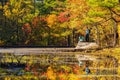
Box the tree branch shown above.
[108,7,120,22]
[110,8,120,16]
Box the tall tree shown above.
[57,0,89,46]
[87,0,120,46]
[3,0,35,45]
[36,0,67,46]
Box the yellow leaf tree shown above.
[3,0,35,45]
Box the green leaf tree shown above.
[86,0,120,47]
[3,0,35,45]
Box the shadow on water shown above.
[0,62,26,76]
[0,62,26,69]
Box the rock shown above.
[75,41,99,50]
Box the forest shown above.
[0,1,120,80]
[0,0,120,47]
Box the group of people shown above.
[79,27,90,42]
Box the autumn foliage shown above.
[0,0,120,46]
[22,23,31,34]
[58,12,70,23]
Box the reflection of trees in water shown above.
[0,53,118,79]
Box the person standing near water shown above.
[85,27,90,42]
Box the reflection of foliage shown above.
[0,50,119,80]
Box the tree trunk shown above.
[48,28,51,46]
[72,29,75,46]
[113,21,118,47]
[95,26,100,46]
[16,21,19,45]
[67,35,71,47]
